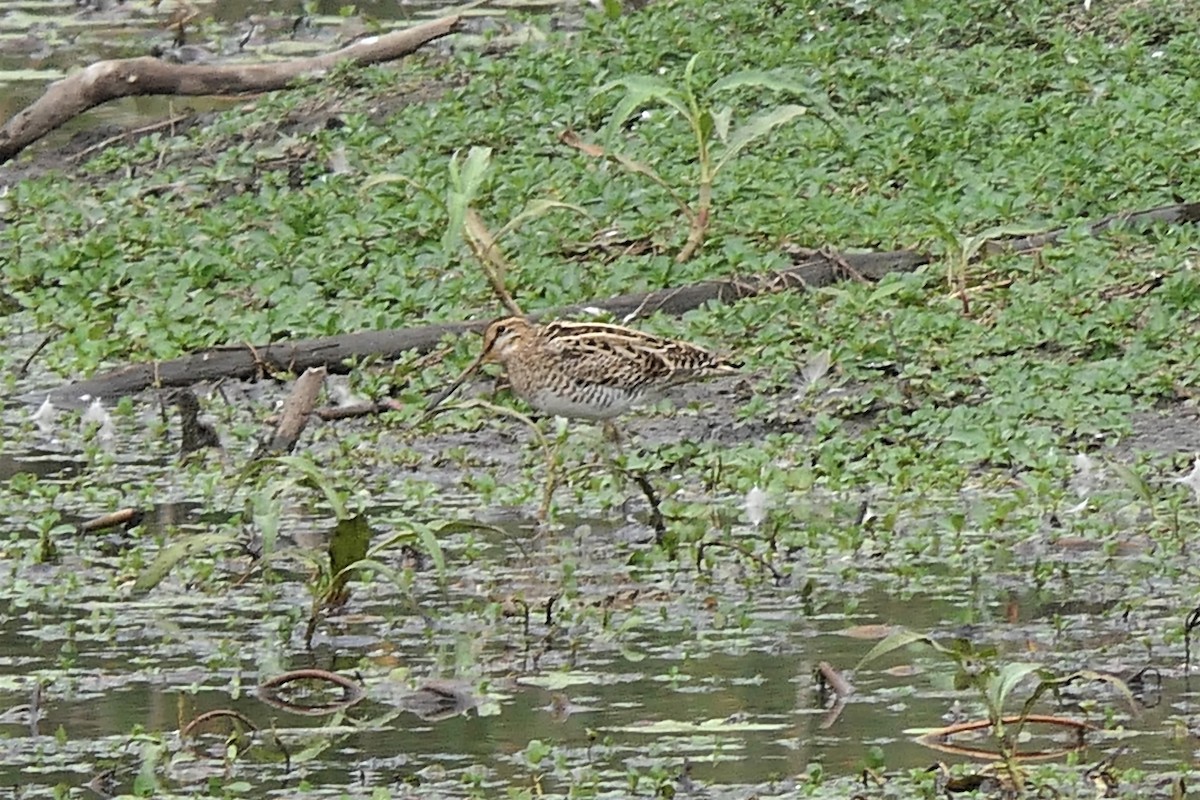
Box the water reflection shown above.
[0,451,79,479]
[0,0,554,131]
[0,516,1191,799]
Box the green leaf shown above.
[868,280,907,305]
[697,108,715,145]
[596,76,691,140]
[432,519,514,537]
[289,734,335,764]
[333,556,406,591]
[133,533,238,594]
[987,662,1044,710]
[709,69,813,97]
[710,106,733,143]
[928,214,962,253]
[272,455,349,520]
[681,52,705,114]
[418,525,446,577]
[132,739,164,796]
[329,514,373,600]
[1017,669,1141,721]
[251,493,281,560]
[855,627,947,670]
[492,199,593,245]
[444,146,493,253]
[1111,463,1154,504]
[1068,670,1140,716]
[359,171,433,200]
[714,104,808,175]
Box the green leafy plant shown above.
[588,52,828,262]
[857,628,1137,791]
[365,146,588,314]
[930,220,1051,314]
[259,456,447,646]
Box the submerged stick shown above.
[78,507,143,533]
[255,366,326,457]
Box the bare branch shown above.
[0,14,464,164]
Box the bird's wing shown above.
[541,322,733,391]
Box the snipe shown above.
[422,316,737,423]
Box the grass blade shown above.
[714,104,808,175]
[133,533,239,594]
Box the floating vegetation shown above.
[4,0,1200,797]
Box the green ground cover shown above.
[2,0,1200,796]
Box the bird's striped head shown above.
[481,316,533,364]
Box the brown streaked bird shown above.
[422,316,738,423]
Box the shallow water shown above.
[0,0,574,137]
[0,463,1194,798]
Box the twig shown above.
[256,668,366,715]
[17,330,57,377]
[629,471,666,543]
[916,714,1095,761]
[696,539,784,584]
[464,209,523,317]
[306,400,395,420]
[1185,603,1200,674]
[180,708,258,739]
[68,114,192,163]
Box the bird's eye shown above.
[495,325,508,336]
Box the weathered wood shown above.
[988,201,1200,252]
[44,248,929,403]
[255,366,327,457]
[0,14,464,164]
[47,322,478,403]
[46,194,1200,405]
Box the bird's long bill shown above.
[417,351,488,425]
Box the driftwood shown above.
[78,507,142,533]
[39,198,1200,404]
[989,201,1200,252]
[255,366,326,457]
[44,248,928,403]
[47,321,479,403]
[816,660,855,700]
[0,14,464,165]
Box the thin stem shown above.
[676,180,711,263]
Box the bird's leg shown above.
[597,420,632,503]
[537,417,572,522]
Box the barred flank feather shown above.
[480,317,737,420]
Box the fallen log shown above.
[40,196,1200,404]
[42,248,929,403]
[0,13,464,165]
[990,201,1200,252]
